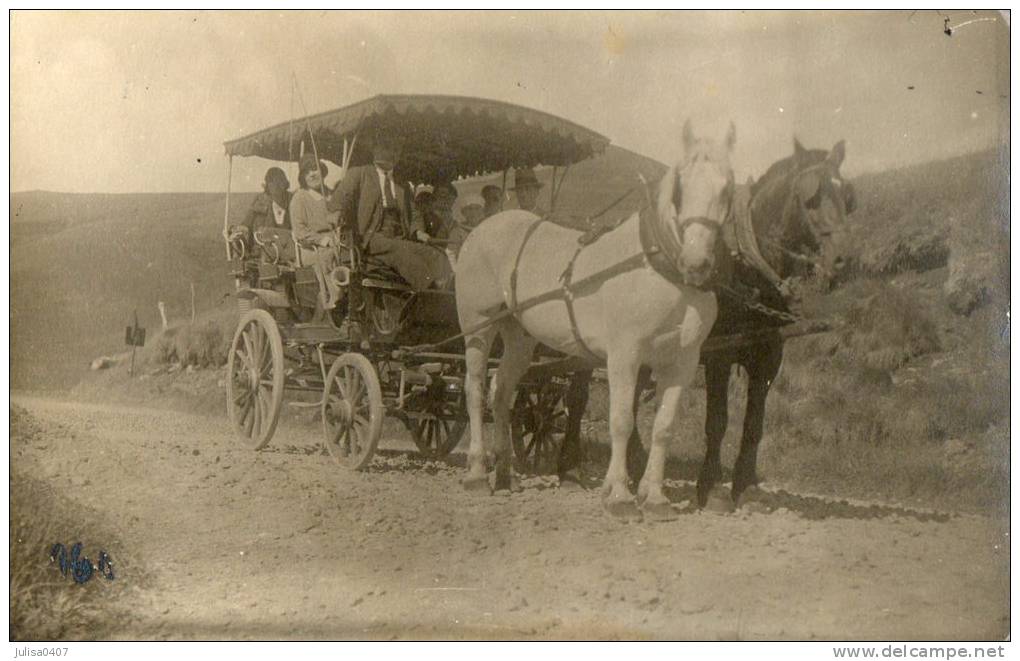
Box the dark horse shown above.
[692,138,856,511]
[557,139,857,509]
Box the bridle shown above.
[755,161,849,278]
[655,170,735,287]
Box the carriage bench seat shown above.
[361,277,412,293]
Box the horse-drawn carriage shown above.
[221,95,610,471]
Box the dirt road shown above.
[11,395,1009,640]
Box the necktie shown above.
[383,172,396,209]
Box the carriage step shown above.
[282,324,346,344]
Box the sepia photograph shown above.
[8,9,1011,646]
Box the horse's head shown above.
[657,119,736,288]
[756,138,856,284]
[790,139,856,280]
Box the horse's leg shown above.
[625,367,651,485]
[602,352,642,521]
[699,357,733,512]
[463,325,499,494]
[558,368,592,485]
[489,321,536,492]
[732,339,784,507]
[637,353,699,521]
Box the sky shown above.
[10,9,1010,193]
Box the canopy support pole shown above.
[341,130,360,179]
[291,74,326,196]
[550,164,570,212]
[222,155,233,259]
[549,166,557,211]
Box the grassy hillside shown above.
[11,192,253,389]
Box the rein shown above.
[751,161,841,277]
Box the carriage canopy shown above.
[223,94,610,185]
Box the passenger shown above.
[290,154,342,309]
[411,189,440,242]
[329,137,452,291]
[445,193,486,269]
[481,184,504,219]
[243,167,292,233]
[427,182,459,241]
[510,167,546,215]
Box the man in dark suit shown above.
[329,138,451,291]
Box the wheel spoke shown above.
[524,433,538,457]
[242,396,255,436]
[257,386,272,422]
[348,374,365,407]
[252,389,263,440]
[238,392,254,420]
[345,368,358,403]
[234,347,254,373]
[255,326,269,372]
[241,328,256,366]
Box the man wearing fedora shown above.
[511,167,547,216]
[329,137,452,291]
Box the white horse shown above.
[454,120,736,520]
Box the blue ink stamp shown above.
[50,542,115,583]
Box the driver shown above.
[329,137,452,291]
[511,167,547,216]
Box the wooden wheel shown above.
[322,353,383,470]
[511,379,568,475]
[225,309,285,449]
[403,390,466,460]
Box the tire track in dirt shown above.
[11,395,1009,640]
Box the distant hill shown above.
[10,145,665,390]
[11,192,252,388]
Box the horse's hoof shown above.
[736,486,770,513]
[558,470,590,492]
[641,500,679,522]
[463,476,492,495]
[704,486,736,514]
[604,499,643,522]
[491,473,514,493]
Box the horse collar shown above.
[640,205,689,287]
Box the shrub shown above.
[943,213,1009,316]
[146,320,229,368]
[824,280,941,373]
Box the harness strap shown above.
[509,217,545,312]
[559,245,602,363]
